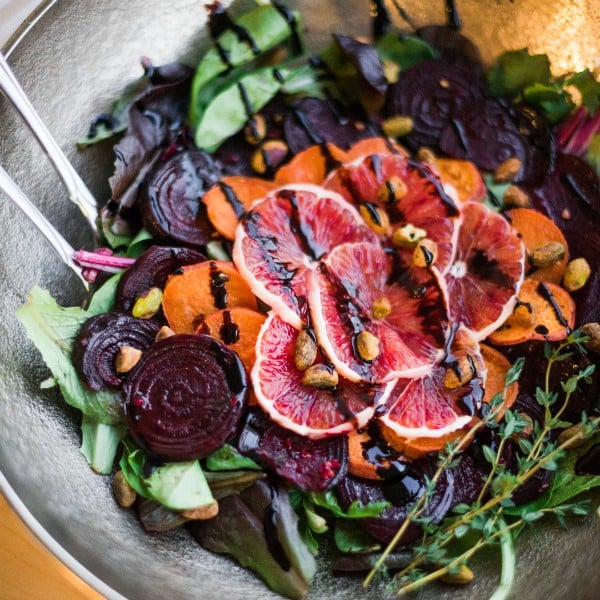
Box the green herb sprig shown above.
[364,329,600,597]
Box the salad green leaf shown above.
[334,519,381,554]
[309,490,389,519]
[487,49,552,97]
[566,69,600,114]
[120,442,215,511]
[190,4,301,124]
[205,444,262,471]
[195,64,298,151]
[80,415,124,475]
[585,133,600,177]
[374,32,437,70]
[16,286,122,424]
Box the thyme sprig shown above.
[365,329,599,597]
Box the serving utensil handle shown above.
[0,164,89,290]
[0,52,98,230]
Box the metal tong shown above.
[0,51,99,289]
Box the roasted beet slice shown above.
[139,150,220,248]
[439,99,553,184]
[73,313,160,391]
[525,153,600,324]
[237,410,348,492]
[115,245,206,312]
[124,334,247,461]
[337,455,483,545]
[283,97,370,154]
[386,58,486,151]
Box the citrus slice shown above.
[378,327,486,457]
[308,241,447,383]
[252,312,393,438]
[324,152,460,273]
[506,207,569,284]
[445,201,525,340]
[233,183,378,329]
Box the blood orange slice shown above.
[252,312,393,439]
[324,153,460,273]
[308,241,448,383]
[233,184,378,329]
[378,327,486,451]
[445,202,525,340]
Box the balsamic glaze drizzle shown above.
[209,261,229,309]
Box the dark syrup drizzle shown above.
[445,0,461,30]
[536,281,570,330]
[218,181,246,219]
[209,261,229,309]
[219,310,240,344]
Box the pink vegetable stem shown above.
[74,248,136,273]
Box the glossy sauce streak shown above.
[408,159,460,216]
[370,0,391,38]
[218,181,246,219]
[445,0,461,30]
[536,281,570,329]
[273,1,302,55]
[207,337,247,394]
[237,82,253,118]
[220,310,240,345]
[208,3,260,69]
[242,212,299,300]
[369,154,383,182]
[293,107,324,145]
[209,261,229,309]
[279,189,323,260]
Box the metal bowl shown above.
[1,1,599,598]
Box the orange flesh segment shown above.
[162,261,258,334]
[506,207,569,284]
[347,429,383,480]
[274,143,344,186]
[435,158,487,204]
[202,176,276,240]
[378,344,519,459]
[197,307,266,373]
[480,343,519,420]
[488,278,575,345]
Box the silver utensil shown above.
[0,51,98,229]
[0,163,89,289]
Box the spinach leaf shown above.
[80,415,124,475]
[309,490,389,519]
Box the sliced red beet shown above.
[124,334,248,461]
[524,153,600,324]
[283,97,370,154]
[73,313,160,391]
[139,150,220,248]
[237,410,348,492]
[114,245,206,312]
[386,58,486,151]
[336,454,484,544]
[439,99,553,184]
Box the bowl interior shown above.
[1,1,599,598]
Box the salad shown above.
[15,0,600,598]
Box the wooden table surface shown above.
[0,494,103,599]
